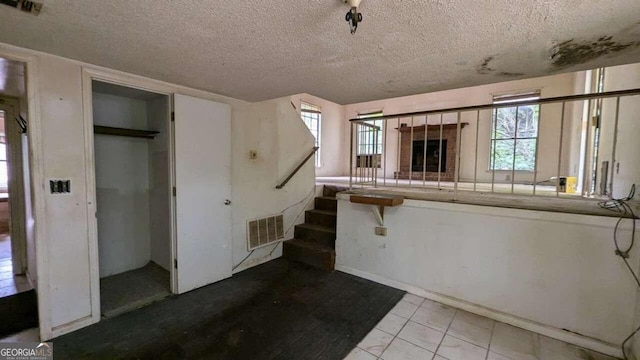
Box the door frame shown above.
[0,43,235,340]
[0,96,28,274]
[0,45,47,339]
[81,68,178,321]
[173,94,232,293]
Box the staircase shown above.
[283,186,347,271]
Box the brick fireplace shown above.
[395,123,467,181]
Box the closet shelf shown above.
[94,125,159,139]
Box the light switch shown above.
[50,180,71,194]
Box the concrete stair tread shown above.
[316,196,339,201]
[283,185,339,272]
[295,223,335,234]
[306,209,337,216]
[314,196,338,212]
[283,239,336,271]
[284,239,336,253]
[323,185,349,198]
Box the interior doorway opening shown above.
[91,80,173,317]
[0,55,38,338]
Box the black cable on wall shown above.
[598,184,638,359]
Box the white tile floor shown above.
[345,293,619,360]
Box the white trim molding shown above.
[0,43,49,340]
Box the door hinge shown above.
[173,187,176,196]
[174,259,178,269]
[171,112,175,122]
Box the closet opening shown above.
[91,80,173,318]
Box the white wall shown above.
[290,93,347,177]
[598,63,640,358]
[35,56,94,332]
[599,63,640,200]
[93,92,151,277]
[0,42,316,339]
[336,195,639,357]
[343,72,587,184]
[230,97,315,272]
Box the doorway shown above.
[85,71,233,322]
[0,56,38,337]
[91,80,173,317]
[0,107,31,297]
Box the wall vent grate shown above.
[1,0,43,15]
[247,214,284,250]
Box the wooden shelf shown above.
[94,125,159,139]
[350,194,404,207]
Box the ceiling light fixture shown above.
[344,0,363,34]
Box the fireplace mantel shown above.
[395,123,468,181]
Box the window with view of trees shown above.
[356,111,383,168]
[300,102,321,167]
[357,112,383,155]
[490,92,540,171]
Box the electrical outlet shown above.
[375,227,387,236]
[249,150,258,160]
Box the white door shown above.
[174,94,232,294]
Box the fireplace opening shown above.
[412,140,447,172]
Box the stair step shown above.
[305,209,337,229]
[283,239,335,271]
[315,196,337,212]
[323,185,349,198]
[294,223,336,248]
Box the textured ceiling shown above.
[1,0,640,104]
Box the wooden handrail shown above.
[348,88,640,122]
[276,147,319,189]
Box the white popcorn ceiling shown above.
[0,0,640,104]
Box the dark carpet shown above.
[53,259,404,360]
[100,261,170,318]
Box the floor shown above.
[346,293,619,360]
[0,233,38,337]
[0,235,32,298]
[100,261,171,317]
[0,327,39,342]
[316,177,636,219]
[0,233,11,259]
[317,177,581,198]
[54,258,404,359]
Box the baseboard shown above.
[336,264,623,359]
